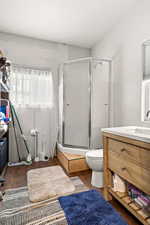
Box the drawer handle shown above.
[121,167,126,171]
[120,148,126,152]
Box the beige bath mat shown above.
[27,166,75,202]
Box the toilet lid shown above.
[86,149,103,158]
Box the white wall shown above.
[92,0,150,127]
[0,32,90,161]
[0,32,90,114]
[0,32,90,67]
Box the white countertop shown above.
[102,126,150,143]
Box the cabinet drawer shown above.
[109,152,150,195]
[108,139,150,169]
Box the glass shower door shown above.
[91,60,110,149]
[63,60,90,148]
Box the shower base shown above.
[57,151,89,174]
[57,144,90,174]
[57,143,88,156]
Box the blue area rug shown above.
[59,189,128,225]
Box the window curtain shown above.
[10,66,53,108]
[9,65,58,161]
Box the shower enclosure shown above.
[58,57,112,155]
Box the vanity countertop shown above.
[102,126,150,143]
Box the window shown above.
[10,65,53,108]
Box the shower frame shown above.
[59,57,112,150]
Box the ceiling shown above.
[0,0,137,48]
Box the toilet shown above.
[86,149,103,188]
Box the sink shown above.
[134,127,150,135]
[102,126,150,143]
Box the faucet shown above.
[146,110,150,119]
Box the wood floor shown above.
[1,158,142,225]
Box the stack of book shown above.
[127,183,150,213]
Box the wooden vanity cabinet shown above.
[103,132,150,225]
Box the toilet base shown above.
[91,171,103,188]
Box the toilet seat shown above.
[86,149,103,159]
